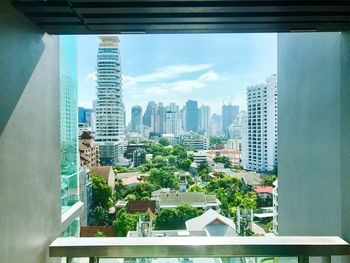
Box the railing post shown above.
[66,258,72,263]
[298,256,309,263]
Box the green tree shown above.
[209,135,223,145]
[213,156,231,168]
[122,182,158,200]
[113,209,140,237]
[93,206,109,226]
[148,168,179,189]
[236,192,257,209]
[154,205,202,230]
[179,158,192,171]
[159,137,170,146]
[91,174,114,209]
[94,231,106,237]
[188,184,206,193]
[262,175,277,186]
[172,144,188,159]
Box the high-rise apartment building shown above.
[95,36,124,165]
[131,105,142,134]
[222,104,239,134]
[246,74,277,172]
[185,100,199,132]
[165,103,181,137]
[199,105,210,134]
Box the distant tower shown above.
[95,36,124,165]
[131,105,142,134]
[185,100,199,132]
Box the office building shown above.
[222,104,239,134]
[181,134,209,150]
[95,36,124,165]
[78,107,92,127]
[165,103,181,137]
[131,105,142,134]
[185,100,199,132]
[246,74,277,172]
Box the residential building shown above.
[181,134,209,150]
[206,149,241,165]
[222,103,239,134]
[125,144,146,158]
[199,105,210,134]
[90,166,116,191]
[255,186,274,200]
[95,36,124,165]
[186,209,238,236]
[189,152,208,164]
[226,138,242,151]
[165,103,180,137]
[246,74,277,172]
[131,105,142,134]
[79,131,100,167]
[185,100,199,132]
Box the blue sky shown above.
[78,33,277,123]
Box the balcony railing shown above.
[49,236,349,263]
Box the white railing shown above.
[49,236,349,263]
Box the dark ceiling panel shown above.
[11,0,350,34]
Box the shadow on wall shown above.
[0,0,44,136]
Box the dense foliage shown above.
[154,204,203,230]
[113,209,145,237]
[91,174,114,209]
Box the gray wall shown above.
[0,1,61,262]
[278,32,350,240]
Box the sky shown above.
[77,33,277,123]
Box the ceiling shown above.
[12,0,350,34]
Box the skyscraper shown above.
[165,103,180,137]
[199,105,210,133]
[222,104,239,134]
[131,105,142,134]
[246,74,277,171]
[95,36,124,165]
[185,100,199,132]
[143,101,156,127]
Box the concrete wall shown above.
[0,1,61,262]
[278,32,350,240]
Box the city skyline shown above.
[78,34,277,123]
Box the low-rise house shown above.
[154,192,221,210]
[90,166,115,191]
[117,172,149,187]
[186,209,238,236]
[255,186,274,199]
[125,200,157,214]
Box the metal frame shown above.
[49,236,349,262]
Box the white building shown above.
[246,74,277,171]
[199,105,210,134]
[165,103,180,137]
[95,36,124,165]
[181,134,209,150]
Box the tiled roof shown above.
[126,200,156,214]
[80,131,93,139]
[255,186,274,194]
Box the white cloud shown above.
[198,70,219,81]
[84,71,97,82]
[124,63,213,86]
[122,74,137,86]
[145,70,220,95]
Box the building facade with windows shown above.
[95,36,124,165]
[131,105,142,134]
[246,74,277,172]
